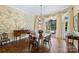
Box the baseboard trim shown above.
[0,36,28,45]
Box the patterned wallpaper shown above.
[0,5,34,33]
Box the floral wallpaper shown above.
[0,5,33,33]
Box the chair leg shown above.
[49,40,52,47]
[48,42,50,48]
[29,44,32,52]
[48,41,51,49]
[6,41,7,46]
[9,40,10,45]
[43,41,46,47]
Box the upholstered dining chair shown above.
[43,34,51,49]
[28,33,39,52]
[1,32,10,45]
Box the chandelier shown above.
[37,5,44,30]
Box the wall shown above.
[62,6,78,49]
[74,5,79,16]
[0,5,34,39]
[68,7,74,33]
[73,5,79,49]
[55,13,63,39]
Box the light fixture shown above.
[34,5,45,32]
[37,5,43,30]
[40,5,42,17]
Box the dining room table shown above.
[67,34,79,52]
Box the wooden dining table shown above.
[67,35,79,52]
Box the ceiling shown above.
[10,5,70,16]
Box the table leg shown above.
[78,40,79,53]
[1,42,2,48]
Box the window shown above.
[46,20,56,33]
[49,20,56,31]
[65,22,68,31]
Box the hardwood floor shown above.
[0,37,77,53]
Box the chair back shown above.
[44,34,51,41]
[1,33,8,40]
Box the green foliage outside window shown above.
[46,20,56,33]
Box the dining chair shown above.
[43,34,52,49]
[1,33,10,45]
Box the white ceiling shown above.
[10,5,70,16]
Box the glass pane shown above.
[65,22,68,31]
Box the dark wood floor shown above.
[0,37,77,53]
